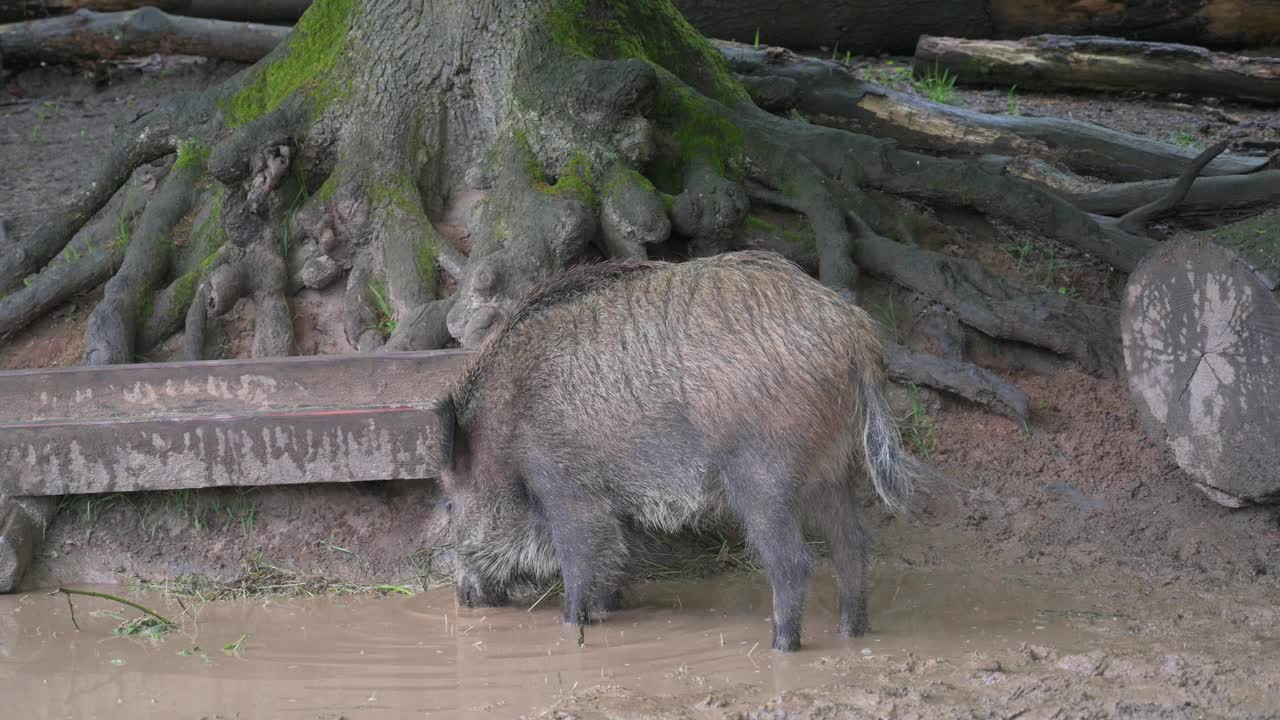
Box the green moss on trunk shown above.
[544,0,748,107]
[219,0,356,128]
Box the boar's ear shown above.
[430,394,458,472]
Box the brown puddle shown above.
[0,563,1142,720]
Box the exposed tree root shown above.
[0,164,164,339]
[883,342,1030,423]
[83,158,202,365]
[857,209,1121,377]
[383,297,455,352]
[717,42,1269,182]
[0,93,212,294]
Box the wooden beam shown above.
[0,349,472,497]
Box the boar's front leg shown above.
[547,507,628,628]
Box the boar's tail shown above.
[857,372,917,516]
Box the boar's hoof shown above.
[595,588,624,614]
[456,573,509,608]
[839,613,870,639]
[772,633,802,652]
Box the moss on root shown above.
[317,173,340,203]
[369,172,422,219]
[648,82,745,191]
[536,152,598,206]
[603,168,656,197]
[174,139,211,174]
[219,0,355,128]
[415,237,438,290]
[544,0,748,107]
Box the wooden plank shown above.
[0,350,473,497]
[0,349,473,422]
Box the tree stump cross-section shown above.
[1121,238,1280,508]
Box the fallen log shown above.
[1121,225,1280,508]
[987,0,1280,51]
[0,7,289,68]
[671,0,1280,56]
[718,42,1269,182]
[1070,170,1280,218]
[0,1,306,25]
[914,34,1280,107]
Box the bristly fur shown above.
[439,250,918,652]
[452,257,667,415]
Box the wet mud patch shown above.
[3,556,1277,719]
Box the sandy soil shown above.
[2,52,1279,719]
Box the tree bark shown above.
[0,7,289,67]
[1121,233,1280,507]
[914,34,1280,107]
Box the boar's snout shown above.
[456,567,509,608]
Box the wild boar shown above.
[431,250,916,651]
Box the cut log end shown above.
[1121,237,1280,507]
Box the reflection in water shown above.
[0,566,1099,719]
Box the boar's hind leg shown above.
[809,484,871,637]
[726,458,815,652]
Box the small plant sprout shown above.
[1006,85,1020,115]
[914,60,958,104]
[754,28,760,48]
[368,282,397,335]
[903,384,940,457]
[1172,129,1201,150]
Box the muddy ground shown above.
[2,54,1280,719]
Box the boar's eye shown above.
[444,499,454,514]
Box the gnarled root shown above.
[0,163,165,339]
[82,158,202,365]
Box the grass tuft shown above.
[913,60,958,104]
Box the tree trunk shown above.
[0,7,289,68]
[914,34,1280,106]
[1121,224,1280,508]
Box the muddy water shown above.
[0,565,1205,719]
